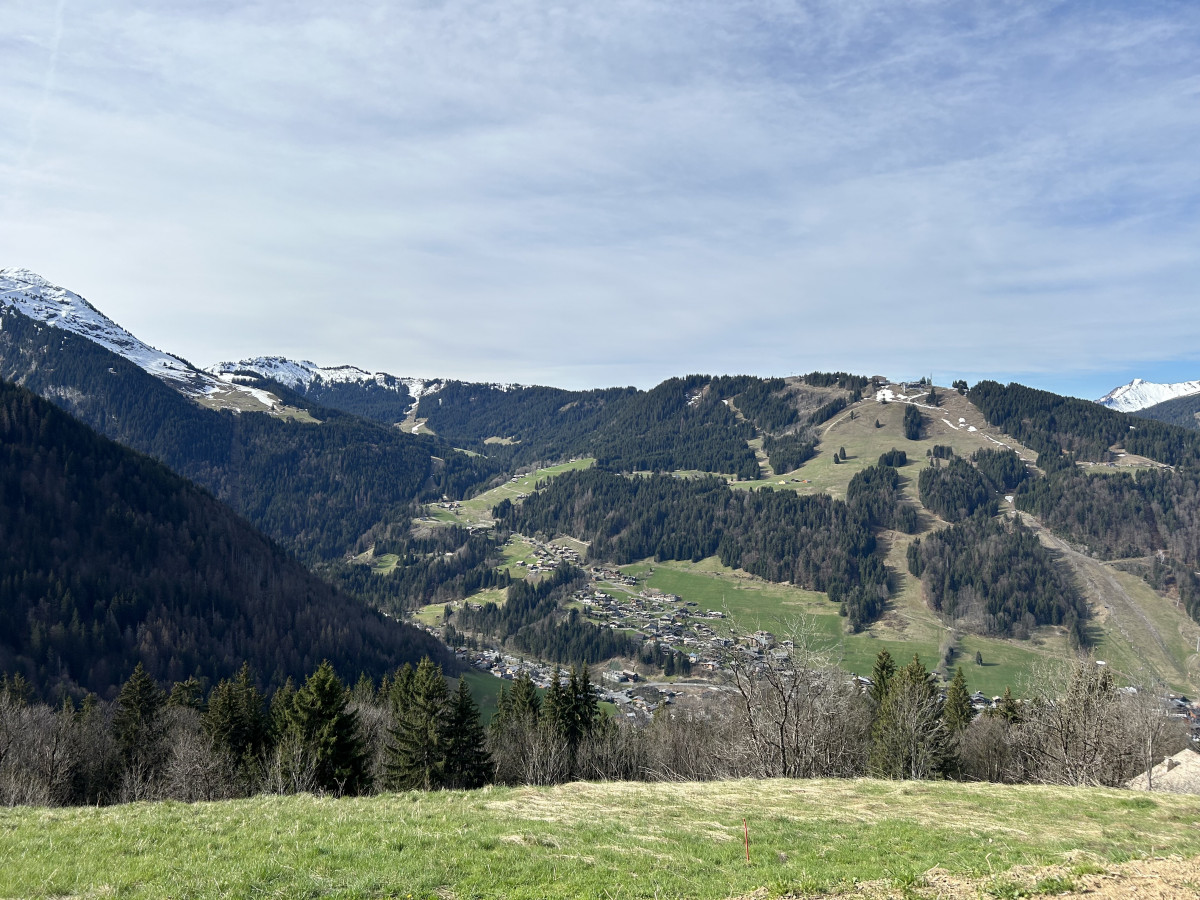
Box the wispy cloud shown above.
[1,0,1198,396]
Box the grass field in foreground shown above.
[2,779,1198,899]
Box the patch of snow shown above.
[942,419,959,430]
[1097,377,1200,413]
[967,425,977,432]
[0,268,221,398]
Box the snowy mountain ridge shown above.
[0,268,281,412]
[1097,378,1200,413]
[206,357,446,416]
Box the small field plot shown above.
[4,780,1199,900]
[498,536,541,578]
[430,458,595,526]
[621,557,842,639]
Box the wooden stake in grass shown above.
[744,818,750,863]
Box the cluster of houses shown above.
[510,537,585,576]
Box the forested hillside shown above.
[0,378,451,700]
[498,466,908,629]
[1136,392,1200,430]
[968,380,1200,625]
[417,374,851,478]
[0,309,492,560]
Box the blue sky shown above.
[2,1,1198,398]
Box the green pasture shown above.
[3,779,1198,899]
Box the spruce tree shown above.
[204,663,269,770]
[386,657,450,791]
[868,649,896,708]
[284,661,367,795]
[269,677,296,741]
[509,672,541,724]
[167,676,206,711]
[443,678,492,789]
[112,663,165,766]
[869,654,949,779]
[542,667,568,739]
[565,664,599,746]
[943,666,973,733]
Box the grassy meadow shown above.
[428,458,595,526]
[3,779,1198,899]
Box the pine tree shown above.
[112,663,165,766]
[167,676,205,711]
[868,649,896,708]
[443,678,492,789]
[284,661,367,795]
[509,672,541,724]
[386,657,450,791]
[943,666,973,733]
[204,663,269,770]
[542,666,568,738]
[869,654,949,779]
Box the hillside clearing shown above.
[2,779,1198,899]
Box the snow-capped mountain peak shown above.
[1097,377,1200,413]
[0,267,209,391]
[0,268,281,412]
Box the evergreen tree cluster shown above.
[917,457,997,522]
[708,376,800,431]
[846,464,919,533]
[878,448,907,467]
[325,527,512,616]
[971,448,1028,492]
[906,514,1087,641]
[499,467,909,630]
[0,378,451,701]
[803,371,871,394]
[454,565,641,664]
[418,376,765,479]
[903,404,924,440]
[385,658,491,791]
[808,396,848,426]
[762,433,817,474]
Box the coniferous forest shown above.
[0,378,451,700]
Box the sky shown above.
[2,1,1198,399]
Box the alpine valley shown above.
[4,267,1200,707]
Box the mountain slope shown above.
[207,356,445,425]
[0,268,283,413]
[1097,377,1200,413]
[0,377,452,700]
[0,302,494,560]
[1134,392,1200,430]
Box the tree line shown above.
[3,640,1180,807]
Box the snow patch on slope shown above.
[1097,378,1200,413]
[0,268,280,412]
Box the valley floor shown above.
[3,778,1198,899]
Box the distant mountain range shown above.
[7,266,1200,698]
[1097,377,1200,413]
